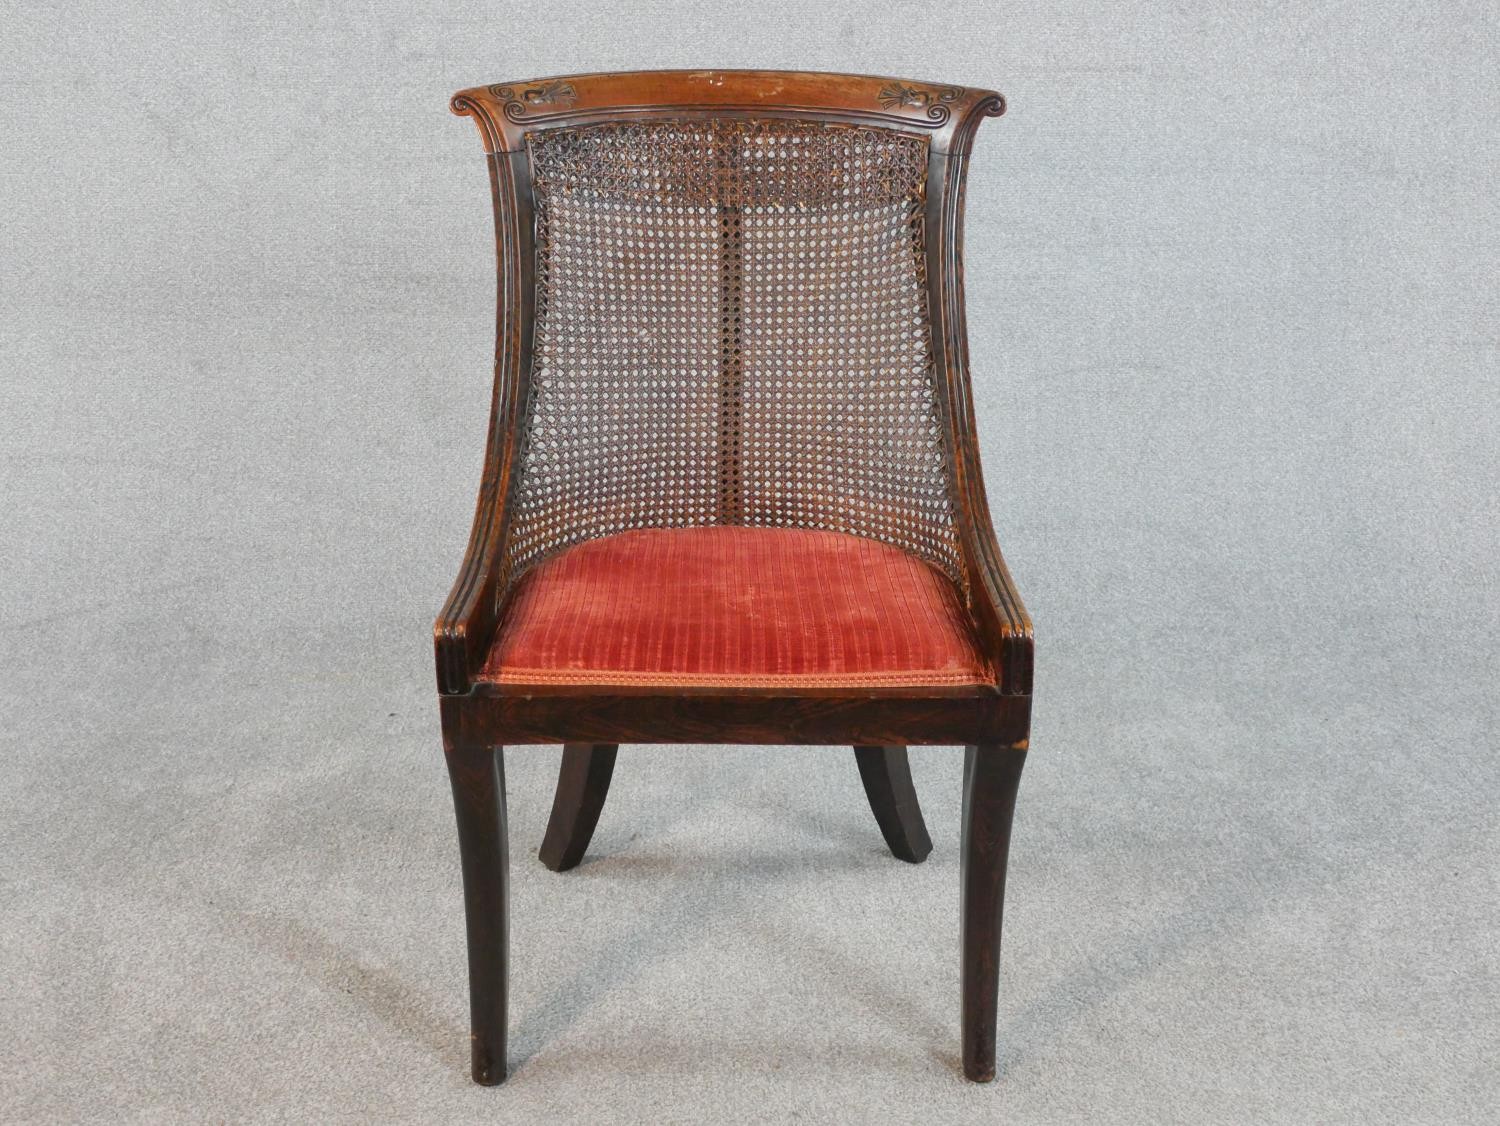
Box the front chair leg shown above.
[539,743,619,872]
[853,745,933,863]
[444,738,509,1085]
[960,743,1027,1082]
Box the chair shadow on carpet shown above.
[199,744,1339,1085]
[988,836,1345,1080]
[215,905,459,1066]
[505,847,948,1078]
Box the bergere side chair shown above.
[435,70,1032,1085]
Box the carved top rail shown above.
[450,69,1004,155]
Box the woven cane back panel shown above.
[503,117,962,592]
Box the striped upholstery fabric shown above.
[479,527,992,689]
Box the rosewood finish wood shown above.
[538,743,618,872]
[854,746,934,863]
[442,737,509,1086]
[433,70,1034,1086]
[450,70,1004,155]
[442,689,1027,749]
[960,744,1027,1081]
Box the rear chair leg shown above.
[853,745,934,863]
[539,743,619,872]
[444,738,509,1085]
[960,743,1027,1082]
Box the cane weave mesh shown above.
[501,117,962,595]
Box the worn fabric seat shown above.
[479,526,993,689]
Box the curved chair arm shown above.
[433,144,535,696]
[930,95,1032,696]
[957,467,1034,697]
[434,475,504,696]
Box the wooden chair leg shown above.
[444,738,509,1086]
[539,743,619,872]
[853,745,934,863]
[960,743,1027,1082]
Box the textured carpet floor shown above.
[3,2,1496,1122]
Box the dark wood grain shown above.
[432,150,536,696]
[444,689,1028,748]
[925,118,1033,696]
[538,744,619,872]
[960,743,1027,1082]
[443,738,509,1085]
[854,745,934,863]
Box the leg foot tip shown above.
[471,1044,507,1085]
[895,842,933,864]
[538,846,579,873]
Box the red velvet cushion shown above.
[480,527,992,688]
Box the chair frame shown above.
[435,70,1033,1085]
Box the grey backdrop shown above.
[3,3,1496,1122]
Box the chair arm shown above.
[434,477,505,695]
[957,475,1033,696]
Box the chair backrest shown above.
[450,71,1005,599]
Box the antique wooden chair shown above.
[436,70,1032,1085]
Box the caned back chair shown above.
[435,70,1032,1085]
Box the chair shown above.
[436,70,1032,1085]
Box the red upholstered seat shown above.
[479,527,993,689]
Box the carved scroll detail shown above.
[877,82,963,122]
[488,81,578,121]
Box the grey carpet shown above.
[2,2,1496,1122]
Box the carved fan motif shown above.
[877,82,961,111]
[486,80,578,115]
